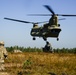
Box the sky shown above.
[0,0,76,48]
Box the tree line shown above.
[6,46,76,53]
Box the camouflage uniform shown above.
[0,41,8,71]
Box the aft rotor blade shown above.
[4,17,34,24]
[57,14,76,16]
[28,14,76,16]
[27,14,52,16]
[44,5,55,15]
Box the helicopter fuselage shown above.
[30,24,61,40]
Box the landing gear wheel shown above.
[43,37,47,41]
[33,37,36,40]
[57,38,59,41]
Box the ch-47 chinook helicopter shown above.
[4,5,76,41]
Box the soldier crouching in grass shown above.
[0,41,8,71]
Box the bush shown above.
[23,57,32,69]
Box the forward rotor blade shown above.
[4,17,48,24]
[58,18,66,20]
[44,5,55,15]
[36,21,48,24]
[4,17,34,24]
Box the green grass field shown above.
[4,52,76,75]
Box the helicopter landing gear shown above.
[43,37,47,41]
[57,38,59,41]
[33,37,36,40]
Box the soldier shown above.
[0,41,8,71]
[43,41,53,52]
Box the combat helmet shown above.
[0,41,4,45]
